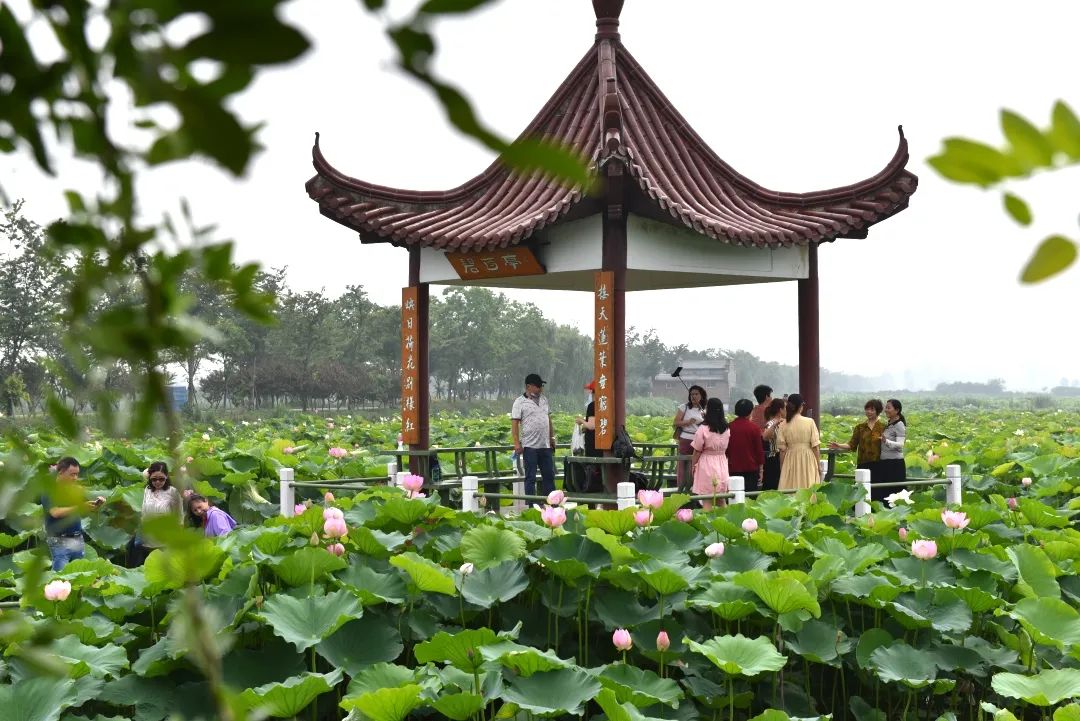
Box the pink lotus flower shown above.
[43,579,71,602]
[898,527,908,541]
[283,447,296,455]
[637,490,664,509]
[294,504,307,516]
[410,492,426,499]
[323,507,344,520]
[1008,497,1019,510]
[612,628,632,651]
[1022,477,1033,487]
[327,422,335,430]
[941,509,970,530]
[324,491,335,503]
[926,451,940,464]
[327,543,345,557]
[911,539,938,560]
[328,447,348,459]
[705,542,725,558]
[656,631,670,652]
[741,518,759,534]
[546,490,566,506]
[676,508,693,523]
[634,509,652,527]
[540,505,567,528]
[401,474,424,493]
[186,456,194,463]
[323,517,348,539]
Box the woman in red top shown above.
[726,399,765,490]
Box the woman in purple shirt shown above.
[187,495,237,537]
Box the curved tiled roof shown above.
[306,9,916,250]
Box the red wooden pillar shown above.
[797,242,820,425]
[407,248,430,473]
[602,161,627,486]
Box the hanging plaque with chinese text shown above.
[446,246,545,280]
[401,287,420,444]
[593,271,615,450]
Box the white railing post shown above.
[854,468,872,517]
[946,464,962,506]
[616,481,636,510]
[729,475,745,504]
[462,475,479,513]
[386,461,397,481]
[512,480,526,513]
[819,459,829,482]
[279,467,295,517]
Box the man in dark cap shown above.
[511,373,556,496]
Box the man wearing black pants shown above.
[511,373,556,497]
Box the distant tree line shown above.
[2,201,894,415]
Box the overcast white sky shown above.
[4,0,1079,391]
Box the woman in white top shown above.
[877,399,908,487]
[673,385,707,491]
[134,461,183,565]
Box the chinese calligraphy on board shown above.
[401,287,420,444]
[446,246,545,280]
[593,271,614,450]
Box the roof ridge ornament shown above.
[593,0,623,40]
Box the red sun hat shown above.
[584,381,596,391]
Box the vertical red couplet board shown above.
[401,287,420,444]
[593,271,615,450]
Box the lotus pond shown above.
[1,409,1079,721]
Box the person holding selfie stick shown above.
[40,457,106,571]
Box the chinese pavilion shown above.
[305,0,917,466]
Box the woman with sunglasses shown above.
[132,461,183,565]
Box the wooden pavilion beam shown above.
[408,248,430,473]
[797,243,820,425]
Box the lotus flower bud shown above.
[634,509,652,527]
[705,542,725,558]
[656,630,670,652]
[327,543,345,556]
[546,490,566,506]
[741,518,758,534]
[911,539,938,560]
[459,562,475,575]
[675,508,693,523]
[43,579,72,602]
[612,628,632,651]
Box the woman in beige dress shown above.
[778,393,821,490]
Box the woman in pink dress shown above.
[691,397,731,510]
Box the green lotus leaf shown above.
[810,538,889,574]
[786,619,851,665]
[748,711,832,721]
[594,687,671,721]
[142,540,224,590]
[1010,597,1080,649]
[979,702,1021,721]
[389,552,457,595]
[1054,703,1080,721]
[992,668,1080,706]
[461,561,530,608]
[239,669,343,718]
[849,695,887,721]
[630,532,690,565]
[855,629,893,670]
[1007,544,1060,599]
[929,642,986,675]
[888,557,957,587]
[345,663,415,697]
[685,634,787,677]
[636,564,691,595]
[688,581,759,621]
[479,640,571,676]
[0,677,75,721]
[870,643,938,688]
[259,589,362,652]
[889,589,973,633]
[272,546,347,587]
[734,570,820,617]
[222,639,308,690]
[654,517,703,551]
[1017,498,1069,529]
[751,529,797,556]
[340,684,423,721]
[415,628,499,672]
[708,545,774,575]
[431,692,486,721]
[336,563,407,605]
[831,574,900,604]
[501,667,602,716]
[585,528,635,565]
[591,588,659,628]
[946,549,1013,581]
[342,526,393,558]
[585,508,639,536]
[951,585,1005,613]
[460,525,526,569]
[597,662,684,708]
[376,496,434,526]
[49,636,130,679]
[317,615,403,674]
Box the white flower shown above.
[459,562,475,575]
[201,433,210,441]
[884,488,914,508]
[1013,429,1025,436]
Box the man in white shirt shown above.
[511,373,556,496]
